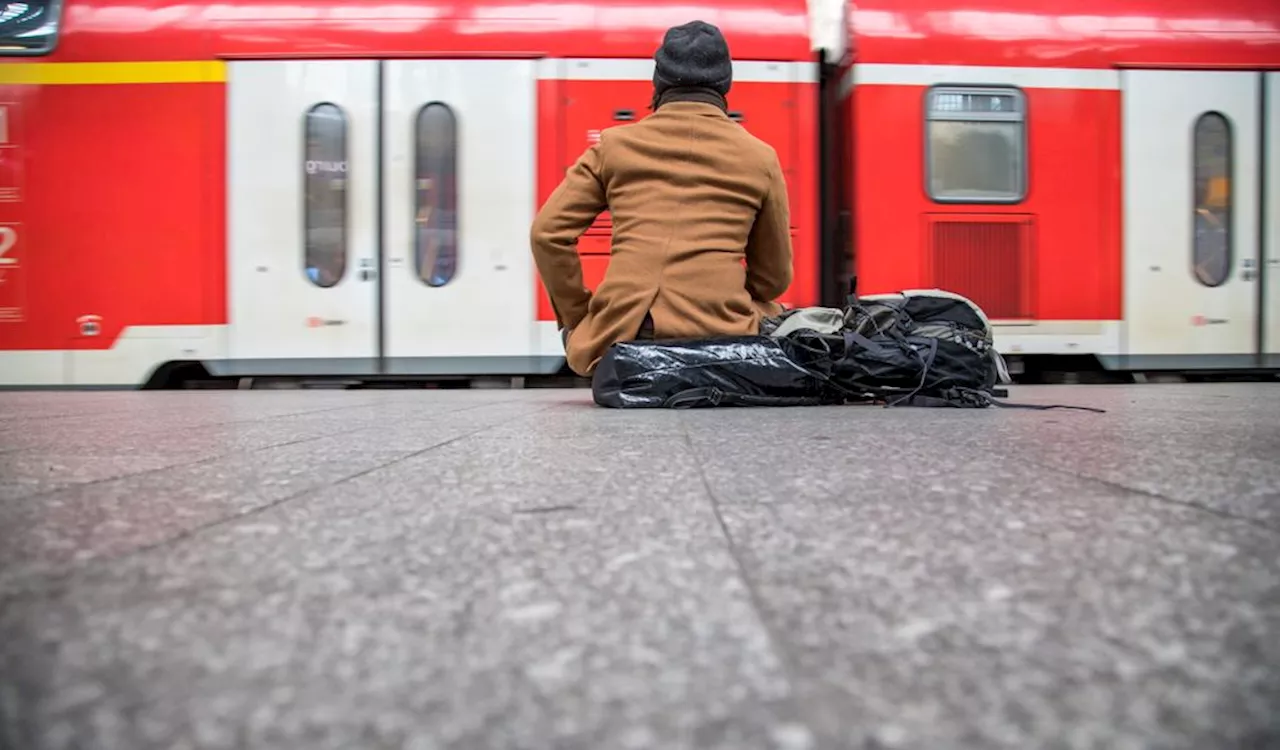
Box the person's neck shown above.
[651,86,728,113]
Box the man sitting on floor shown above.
[530,19,794,377]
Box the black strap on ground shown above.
[988,399,1107,413]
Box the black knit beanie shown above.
[652,20,733,97]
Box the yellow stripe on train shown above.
[0,60,226,85]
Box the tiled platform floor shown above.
[0,384,1277,750]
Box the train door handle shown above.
[359,269,377,281]
[1241,269,1256,282]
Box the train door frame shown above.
[381,59,539,374]
[1264,73,1280,367]
[1120,69,1264,369]
[817,48,853,307]
[225,59,381,375]
[222,58,551,379]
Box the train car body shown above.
[0,0,821,386]
[3,0,1280,387]
[838,0,1280,371]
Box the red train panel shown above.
[0,79,226,352]
[47,0,814,63]
[842,0,1280,338]
[853,85,1123,321]
[847,0,1280,70]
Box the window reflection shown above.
[925,86,1027,203]
[1192,112,1232,288]
[928,121,1023,201]
[0,0,62,56]
[303,102,348,288]
[414,102,458,287]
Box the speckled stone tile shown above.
[0,436,804,750]
[686,408,1280,749]
[0,391,544,455]
[0,453,201,501]
[995,386,1280,530]
[0,402,383,455]
[0,393,569,580]
[0,384,1276,750]
[326,396,576,450]
[0,443,414,579]
[474,399,685,440]
[683,383,1280,528]
[716,497,1279,749]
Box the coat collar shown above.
[652,101,730,119]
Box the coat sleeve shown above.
[530,142,609,331]
[744,158,794,303]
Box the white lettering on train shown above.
[0,226,17,266]
[306,160,347,175]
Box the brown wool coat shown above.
[530,101,794,377]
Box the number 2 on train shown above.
[0,227,17,266]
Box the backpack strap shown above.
[894,393,984,408]
[885,337,939,408]
[845,274,859,308]
[987,399,1107,414]
[950,384,1107,413]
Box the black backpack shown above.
[592,285,1102,412]
[779,287,1013,408]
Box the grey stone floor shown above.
[0,384,1277,750]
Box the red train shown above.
[0,0,1277,387]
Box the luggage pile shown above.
[592,285,1096,412]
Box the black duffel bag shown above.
[590,335,839,409]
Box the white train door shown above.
[227,61,380,374]
[381,60,536,372]
[1266,73,1280,368]
[1122,70,1262,368]
[226,59,538,377]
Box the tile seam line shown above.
[0,397,526,502]
[1009,454,1280,536]
[0,403,562,590]
[679,426,818,738]
[0,399,378,427]
[0,393,527,452]
[683,430,1276,535]
[127,402,563,555]
[0,400,383,455]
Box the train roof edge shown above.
[845,0,1280,68]
[23,0,818,64]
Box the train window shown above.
[303,103,349,288]
[925,86,1027,203]
[1192,112,1232,288]
[0,0,62,56]
[414,102,458,287]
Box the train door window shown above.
[414,102,458,287]
[1191,112,1232,287]
[0,0,62,56]
[303,103,349,288]
[925,86,1027,203]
